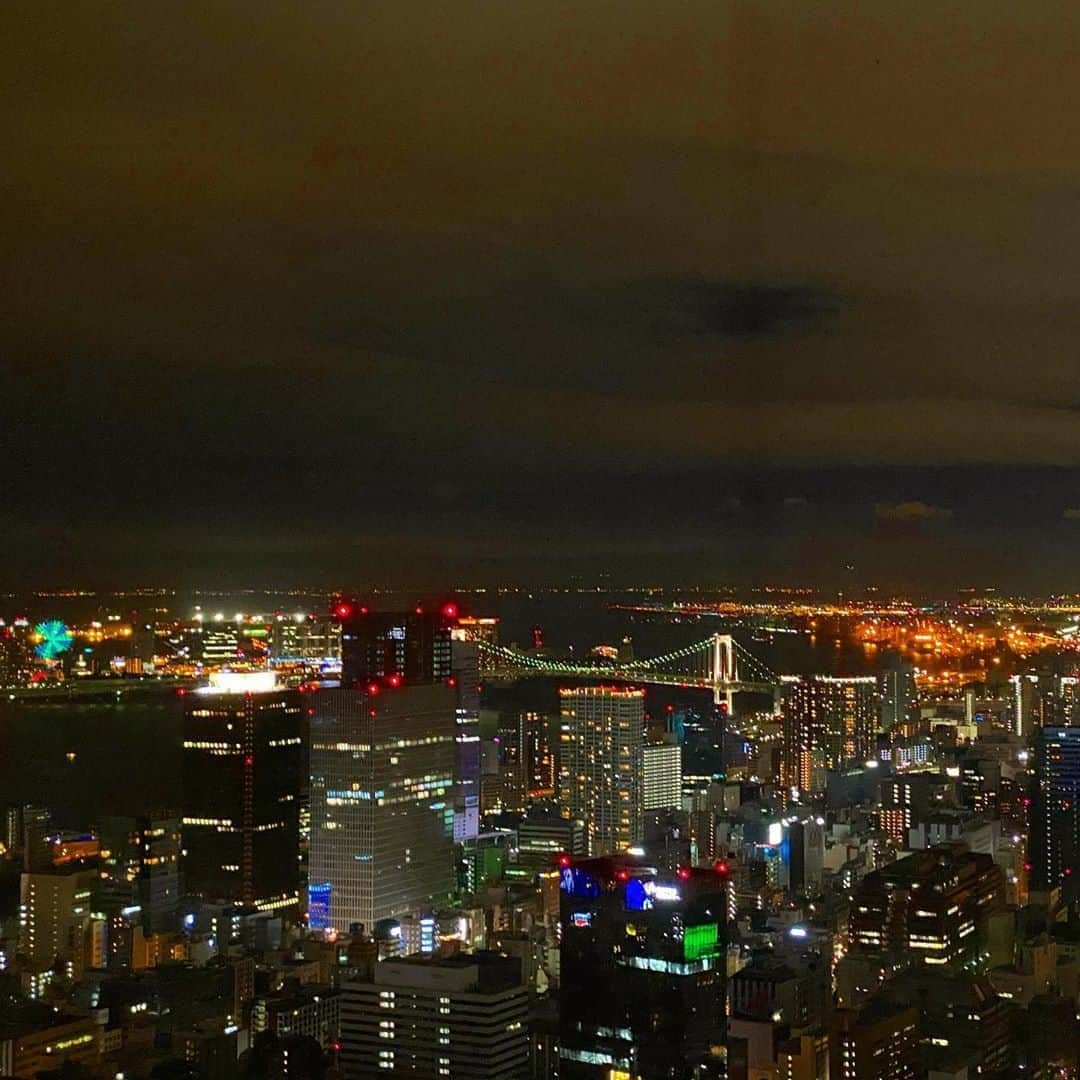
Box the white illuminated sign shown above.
[202,671,279,694]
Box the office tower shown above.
[337,603,455,685]
[849,848,1005,971]
[99,815,182,933]
[1029,725,1080,894]
[1049,674,1080,726]
[491,711,556,812]
[513,806,586,879]
[19,865,97,979]
[340,952,528,1079]
[450,638,481,841]
[501,710,556,803]
[270,612,340,667]
[308,681,457,933]
[558,855,728,1078]
[1011,674,1039,737]
[558,687,645,855]
[879,653,916,731]
[785,816,825,896]
[522,712,556,798]
[830,999,919,1080]
[22,806,52,873]
[181,672,302,912]
[641,735,682,811]
[781,675,877,794]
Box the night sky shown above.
[4,3,1080,591]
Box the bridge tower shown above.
[710,633,736,712]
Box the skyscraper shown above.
[337,602,455,686]
[181,672,303,912]
[450,637,481,842]
[336,600,478,843]
[558,687,645,855]
[641,735,683,811]
[879,653,917,731]
[781,675,878,794]
[1029,725,1080,895]
[308,680,457,933]
[558,854,728,1078]
[491,710,556,812]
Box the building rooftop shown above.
[365,950,524,994]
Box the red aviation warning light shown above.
[335,603,352,619]
[442,602,458,619]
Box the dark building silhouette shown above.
[181,678,302,911]
[558,854,728,1078]
[1029,725,1080,896]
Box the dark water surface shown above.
[0,692,183,828]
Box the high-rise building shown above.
[849,848,1005,972]
[558,854,728,1078]
[558,687,645,855]
[19,865,97,980]
[0,622,33,687]
[2,803,22,860]
[1029,725,1080,895]
[99,815,182,933]
[181,672,303,912]
[785,815,825,896]
[781,675,878,794]
[21,806,52,874]
[450,638,481,842]
[491,711,556,812]
[641,736,682,811]
[879,653,917,731]
[522,712,556,799]
[308,681,457,933]
[269,612,340,667]
[339,952,529,1079]
[1047,674,1080,727]
[337,603,455,686]
[1011,674,1040,737]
